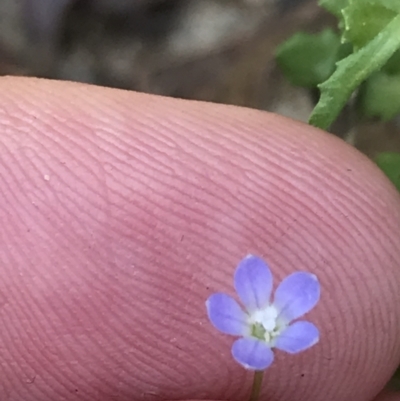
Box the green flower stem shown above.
[249,371,264,401]
[309,12,400,130]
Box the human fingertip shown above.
[374,391,400,401]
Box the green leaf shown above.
[367,0,400,12]
[342,0,397,48]
[375,152,400,191]
[318,0,348,18]
[383,49,400,74]
[309,13,400,130]
[275,29,341,88]
[359,72,400,120]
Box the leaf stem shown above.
[309,12,400,130]
[249,371,264,401]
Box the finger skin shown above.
[375,392,400,401]
[0,77,400,401]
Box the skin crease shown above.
[0,77,400,401]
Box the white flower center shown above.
[248,305,284,344]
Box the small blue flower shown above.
[206,255,320,370]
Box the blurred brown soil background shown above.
[0,0,399,158]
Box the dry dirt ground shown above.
[0,0,398,158]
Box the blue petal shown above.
[274,321,319,353]
[231,337,274,370]
[206,293,249,336]
[234,255,273,312]
[273,272,320,323]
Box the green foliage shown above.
[383,49,400,74]
[309,0,400,129]
[276,0,400,130]
[359,72,400,120]
[375,153,400,191]
[318,0,348,19]
[275,30,342,88]
[342,1,397,48]
[309,13,400,129]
